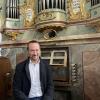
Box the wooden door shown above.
[0,57,12,100]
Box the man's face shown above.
[28,43,41,62]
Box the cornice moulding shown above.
[0,33,100,48]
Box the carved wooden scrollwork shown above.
[67,0,90,21]
[20,0,36,27]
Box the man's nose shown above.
[33,51,37,54]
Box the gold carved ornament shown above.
[5,31,23,40]
[67,0,90,21]
[0,16,5,31]
[20,0,35,27]
[35,12,56,22]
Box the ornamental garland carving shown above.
[35,12,56,22]
[20,0,35,27]
[67,0,90,21]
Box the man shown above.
[13,40,54,100]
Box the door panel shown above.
[0,57,12,100]
[83,51,100,100]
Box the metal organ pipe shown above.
[9,0,10,17]
[13,0,14,18]
[16,0,19,19]
[38,0,66,12]
[16,0,18,18]
[6,0,10,18]
[13,0,15,18]
[56,0,58,8]
[64,0,65,10]
[35,0,67,30]
[11,0,13,18]
[91,0,100,6]
[15,0,16,18]
[59,0,61,9]
[62,0,64,9]
[16,0,17,18]
[38,0,40,12]
[47,0,49,9]
[9,0,11,18]
[95,0,97,4]
[52,0,53,8]
[40,0,42,11]
[45,0,47,9]
[11,0,12,18]
[41,0,43,10]
[43,0,45,9]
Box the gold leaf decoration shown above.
[20,0,35,27]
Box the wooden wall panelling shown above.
[0,57,12,100]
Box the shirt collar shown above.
[29,59,40,64]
